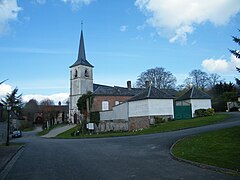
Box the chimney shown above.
[127,81,131,90]
[145,81,150,88]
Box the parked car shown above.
[12,130,22,138]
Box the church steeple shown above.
[70,30,93,68]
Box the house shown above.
[99,86,175,131]
[175,86,212,119]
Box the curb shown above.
[170,137,240,176]
[0,145,24,173]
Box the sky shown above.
[0,0,240,104]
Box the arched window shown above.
[74,69,78,78]
[102,101,109,111]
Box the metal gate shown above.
[174,105,192,120]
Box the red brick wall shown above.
[92,96,132,112]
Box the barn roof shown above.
[176,86,211,101]
[128,86,174,101]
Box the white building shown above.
[175,86,212,118]
[99,86,175,131]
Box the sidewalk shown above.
[41,124,76,138]
[0,145,23,173]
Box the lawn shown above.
[172,126,240,173]
[56,114,230,139]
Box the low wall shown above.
[0,122,7,145]
[129,116,150,131]
[97,119,128,132]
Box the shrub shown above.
[90,111,100,125]
[195,108,215,117]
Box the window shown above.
[115,101,120,105]
[85,69,89,77]
[74,69,78,78]
[102,101,109,111]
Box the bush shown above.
[195,108,215,117]
[90,111,100,125]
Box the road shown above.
[3,113,240,180]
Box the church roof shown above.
[128,86,174,101]
[176,86,211,101]
[70,30,93,68]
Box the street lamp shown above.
[6,105,11,146]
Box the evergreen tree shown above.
[229,29,240,86]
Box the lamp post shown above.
[6,105,11,146]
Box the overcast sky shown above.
[0,0,240,104]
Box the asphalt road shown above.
[4,113,240,180]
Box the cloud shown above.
[135,0,240,43]
[201,55,240,73]
[0,83,12,96]
[22,93,69,104]
[0,0,22,36]
[61,0,94,10]
[120,25,128,32]
[35,0,46,4]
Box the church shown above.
[69,30,145,123]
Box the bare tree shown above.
[136,67,177,89]
[208,73,222,88]
[185,69,209,90]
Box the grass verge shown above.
[57,114,229,139]
[37,124,66,136]
[172,126,240,173]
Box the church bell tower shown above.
[69,30,94,123]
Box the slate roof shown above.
[128,86,174,101]
[70,30,93,68]
[176,86,211,101]
[93,84,142,96]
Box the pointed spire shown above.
[70,27,93,68]
[77,30,86,62]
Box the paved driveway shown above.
[3,113,240,180]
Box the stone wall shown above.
[128,116,150,131]
[97,119,128,132]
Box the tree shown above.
[23,99,39,122]
[136,67,176,89]
[188,69,209,90]
[77,91,93,120]
[229,29,240,86]
[208,73,222,88]
[1,87,23,114]
[39,98,55,127]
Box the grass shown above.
[56,114,230,139]
[37,124,66,136]
[172,126,240,173]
